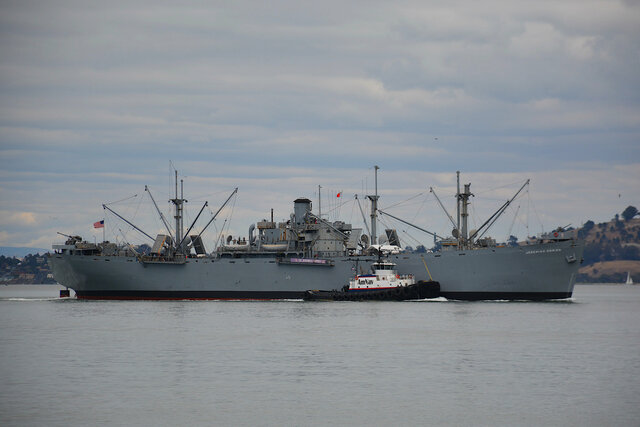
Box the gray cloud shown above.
[1,0,638,248]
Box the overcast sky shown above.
[1,0,639,250]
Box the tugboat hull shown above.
[303,280,440,301]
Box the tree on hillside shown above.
[622,206,638,221]
[578,220,595,239]
[621,245,640,260]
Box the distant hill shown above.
[0,252,54,284]
[576,214,640,283]
[0,247,49,258]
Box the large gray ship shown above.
[49,170,584,300]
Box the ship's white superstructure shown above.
[348,261,414,291]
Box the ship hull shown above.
[49,255,357,300]
[391,240,583,300]
[49,240,583,301]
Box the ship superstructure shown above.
[216,197,361,259]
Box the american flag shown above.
[93,220,104,229]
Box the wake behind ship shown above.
[49,170,584,300]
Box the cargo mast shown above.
[456,173,473,249]
[367,165,380,245]
[171,170,186,253]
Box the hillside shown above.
[0,246,49,258]
[0,253,55,284]
[576,215,640,283]
[580,261,639,282]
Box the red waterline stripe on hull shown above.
[77,296,288,301]
[75,290,305,300]
[439,291,573,301]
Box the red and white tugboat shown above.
[348,261,415,292]
[304,261,439,301]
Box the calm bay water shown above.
[1,284,639,426]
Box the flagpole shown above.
[102,206,105,243]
